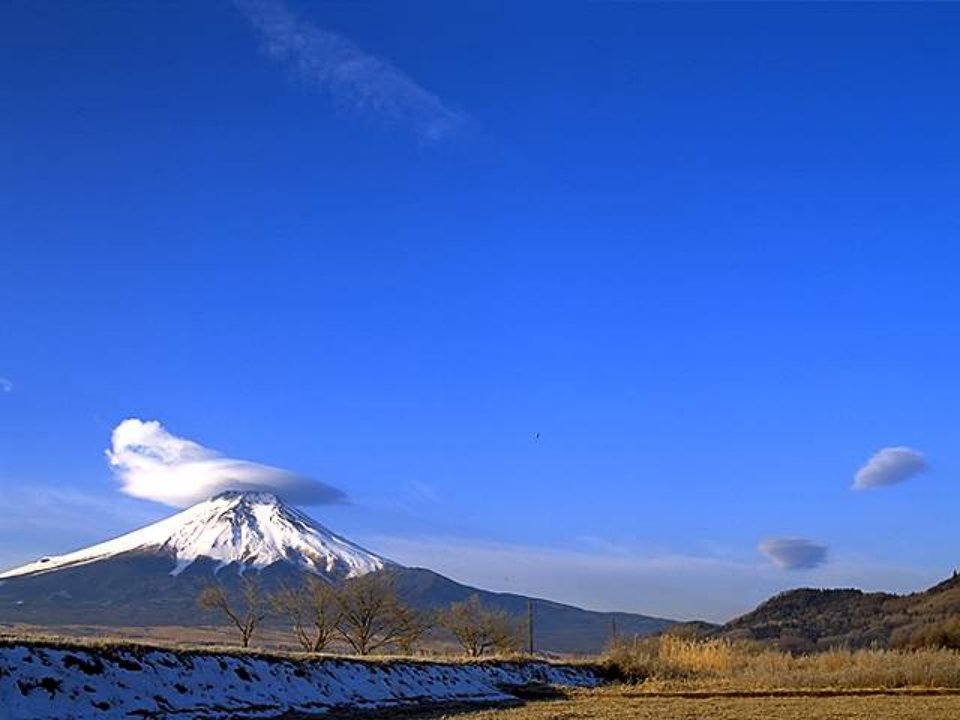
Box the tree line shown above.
[197,572,524,657]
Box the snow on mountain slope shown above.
[0,491,389,580]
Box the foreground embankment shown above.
[0,639,600,720]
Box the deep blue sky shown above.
[2,1,959,621]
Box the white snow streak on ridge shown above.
[0,491,387,580]
[0,644,600,719]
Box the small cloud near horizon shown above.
[234,0,467,142]
[758,538,828,570]
[106,418,346,508]
[853,446,927,490]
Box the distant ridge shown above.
[718,573,960,652]
[0,491,673,653]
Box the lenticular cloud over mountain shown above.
[107,418,346,508]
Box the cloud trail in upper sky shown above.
[853,446,927,490]
[758,537,828,570]
[106,418,346,508]
[234,0,466,142]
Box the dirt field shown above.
[440,687,960,720]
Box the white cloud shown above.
[234,0,466,142]
[758,537,828,570]
[853,446,927,490]
[0,377,12,393]
[106,418,346,508]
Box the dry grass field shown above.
[444,687,960,720]
[603,634,960,689]
[435,636,960,720]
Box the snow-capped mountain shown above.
[0,491,387,582]
[0,490,675,653]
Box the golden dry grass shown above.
[447,686,960,720]
[603,635,960,690]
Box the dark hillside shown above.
[718,573,960,652]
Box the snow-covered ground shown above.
[0,642,601,719]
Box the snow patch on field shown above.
[0,643,600,719]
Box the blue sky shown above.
[2,1,959,622]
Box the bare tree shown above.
[272,577,340,653]
[393,605,433,656]
[439,595,523,657]
[334,573,424,655]
[197,577,266,648]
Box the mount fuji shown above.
[0,491,673,652]
[0,491,388,582]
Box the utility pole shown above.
[611,617,618,641]
[527,598,534,656]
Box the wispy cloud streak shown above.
[0,377,12,393]
[235,0,466,142]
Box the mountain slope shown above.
[391,566,672,653]
[0,491,673,653]
[0,491,386,581]
[718,573,960,652]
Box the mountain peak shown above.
[211,489,282,503]
[0,492,389,581]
